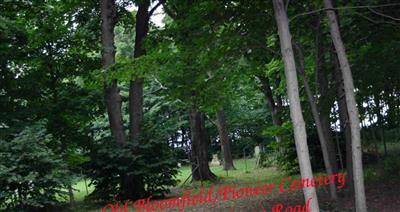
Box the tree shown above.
[129,0,164,142]
[294,43,338,200]
[189,110,217,181]
[129,0,148,142]
[126,0,152,200]
[101,0,125,145]
[216,109,236,170]
[333,49,354,194]
[313,14,339,176]
[258,75,284,143]
[272,0,320,211]
[323,0,367,211]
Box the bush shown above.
[174,147,191,165]
[383,155,400,177]
[0,121,70,211]
[85,137,179,201]
[259,151,273,168]
[262,122,300,175]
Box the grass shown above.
[72,178,94,202]
[175,158,285,191]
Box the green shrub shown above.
[262,122,300,175]
[383,155,400,177]
[259,152,273,168]
[0,121,70,211]
[85,137,179,201]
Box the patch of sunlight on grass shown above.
[73,179,94,202]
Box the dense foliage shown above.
[0,121,70,210]
[85,139,178,201]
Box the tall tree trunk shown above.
[259,75,283,143]
[101,0,125,145]
[323,0,367,211]
[272,1,320,211]
[314,16,339,174]
[189,110,217,181]
[333,46,354,194]
[216,110,236,170]
[294,44,338,200]
[374,94,387,157]
[68,185,75,209]
[181,127,186,147]
[129,0,150,143]
[101,0,143,200]
[126,0,151,200]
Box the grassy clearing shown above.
[177,158,284,184]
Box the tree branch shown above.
[205,114,218,127]
[161,2,177,19]
[149,0,165,17]
[368,7,400,22]
[289,3,400,22]
[354,11,400,26]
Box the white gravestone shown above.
[210,154,221,166]
[254,145,261,158]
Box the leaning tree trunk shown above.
[333,46,354,194]
[189,110,217,181]
[259,75,283,143]
[216,110,236,170]
[294,44,338,200]
[374,94,387,157]
[272,0,320,211]
[101,0,125,145]
[314,16,339,175]
[323,0,367,211]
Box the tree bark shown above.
[314,16,339,175]
[68,184,75,209]
[129,0,150,143]
[374,94,387,157]
[101,0,144,200]
[101,0,126,145]
[323,0,367,211]
[181,127,186,147]
[189,110,217,181]
[333,46,354,194]
[216,110,236,170]
[294,43,338,200]
[272,1,320,211]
